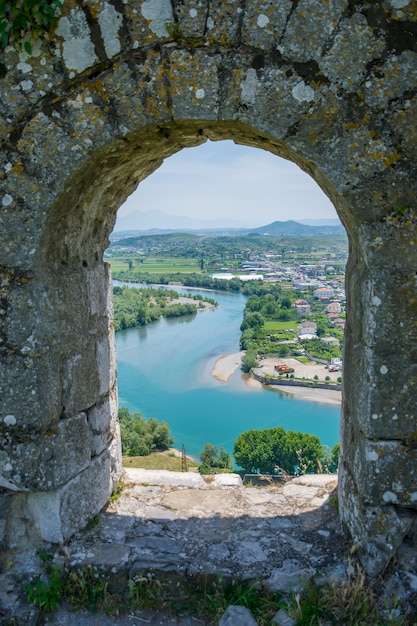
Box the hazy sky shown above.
[116,140,337,229]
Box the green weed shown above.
[25,560,416,625]
[129,572,169,610]
[287,563,411,626]
[25,563,62,612]
[109,478,124,502]
[64,565,109,612]
[86,515,100,531]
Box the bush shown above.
[199,443,233,472]
[241,349,258,373]
[118,407,174,456]
[233,427,325,475]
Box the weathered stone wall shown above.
[0,0,416,575]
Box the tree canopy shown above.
[113,285,216,332]
[233,426,326,475]
[199,443,233,474]
[118,407,174,456]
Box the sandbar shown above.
[211,352,342,405]
[211,352,244,382]
[268,384,341,406]
[245,376,341,405]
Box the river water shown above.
[115,282,340,461]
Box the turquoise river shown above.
[115,282,340,461]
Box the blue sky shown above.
[116,140,337,230]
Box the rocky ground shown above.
[1,470,416,624]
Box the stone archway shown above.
[1,0,416,577]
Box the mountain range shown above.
[110,219,345,241]
[250,220,345,236]
[114,209,342,232]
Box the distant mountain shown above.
[114,209,259,232]
[249,220,345,236]
[110,227,251,241]
[110,219,347,240]
[299,218,342,227]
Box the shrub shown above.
[241,349,258,373]
[118,407,174,456]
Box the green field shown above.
[263,321,297,331]
[109,256,201,274]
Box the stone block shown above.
[320,14,384,92]
[219,605,258,626]
[211,474,243,487]
[338,465,413,577]
[264,559,316,593]
[353,440,417,507]
[109,421,122,493]
[169,49,220,121]
[10,413,91,491]
[88,381,118,459]
[241,0,292,50]
[5,449,112,548]
[175,0,207,38]
[1,413,91,492]
[0,355,61,432]
[123,468,206,488]
[280,0,347,62]
[205,0,241,44]
[125,0,173,45]
[60,449,113,541]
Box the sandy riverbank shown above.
[245,376,341,405]
[211,352,342,405]
[211,351,244,382]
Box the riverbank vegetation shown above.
[118,407,173,456]
[114,271,244,292]
[119,407,339,475]
[113,285,217,332]
[198,443,233,474]
[233,427,340,475]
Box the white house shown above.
[325,301,342,315]
[313,286,334,301]
[294,298,311,316]
[298,321,317,339]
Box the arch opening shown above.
[111,138,344,467]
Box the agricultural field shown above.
[263,321,297,332]
[109,255,202,274]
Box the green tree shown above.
[240,311,265,332]
[199,442,232,474]
[118,408,173,456]
[200,442,218,466]
[241,349,258,373]
[233,427,324,475]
